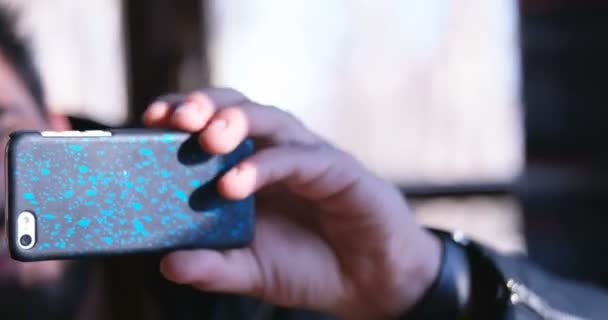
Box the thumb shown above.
[160,248,263,296]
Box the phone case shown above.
[5,129,255,261]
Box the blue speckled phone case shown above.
[6,129,255,261]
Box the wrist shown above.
[382,228,443,318]
[402,230,472,319]
[335,227,442,320]
[399,229,510,320]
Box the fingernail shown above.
[207,119,227,132]
[147,101,168,115]
[149,101,166,110]
[175,102,197,115]
[230,165,241,176]
[144,102,169,123]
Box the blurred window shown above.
[2,0,127,126]
[0,0,525,253]
[208,0,523,186]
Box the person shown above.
[0,6,607,320]
[0,7,92,320]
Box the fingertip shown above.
[161,250,221,285]
[199,108,248,154]
[169,92,217,132]
[186,91,216,111]
[143,101,171,126]
[198,119,231,154]
[169,102,205,131]
[160,251,191,284]
[218,163,258,200]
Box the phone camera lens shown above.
[20,234,32,247]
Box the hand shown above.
[143,88,442,319]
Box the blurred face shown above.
[0,52,74,317]
[0,53,48,209]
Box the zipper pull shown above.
[507,279,587,320]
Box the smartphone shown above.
[5,129,255,261]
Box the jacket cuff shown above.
[479,244,598,319]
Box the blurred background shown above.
[1,0,607,289]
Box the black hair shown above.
[0,5,45,114]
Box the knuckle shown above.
[330,146,361,167]
[290,142,334,160]
[271,108,320,143]
[216,87,249,100]
[185,91,213,107]
[260,104,296,123]
[279,109,302,126]
[200,87,250,104]
[154,93,185,106]
[276,111,296,133]
[218,105,247,122]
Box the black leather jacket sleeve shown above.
[482,248,608,320]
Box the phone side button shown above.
[83,130,112,136]
[41,130,112,137]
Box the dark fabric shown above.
[151,290,337,320]
[404,231,472,319]
[484,249,608,320]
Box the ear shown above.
[47,112,71,131]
